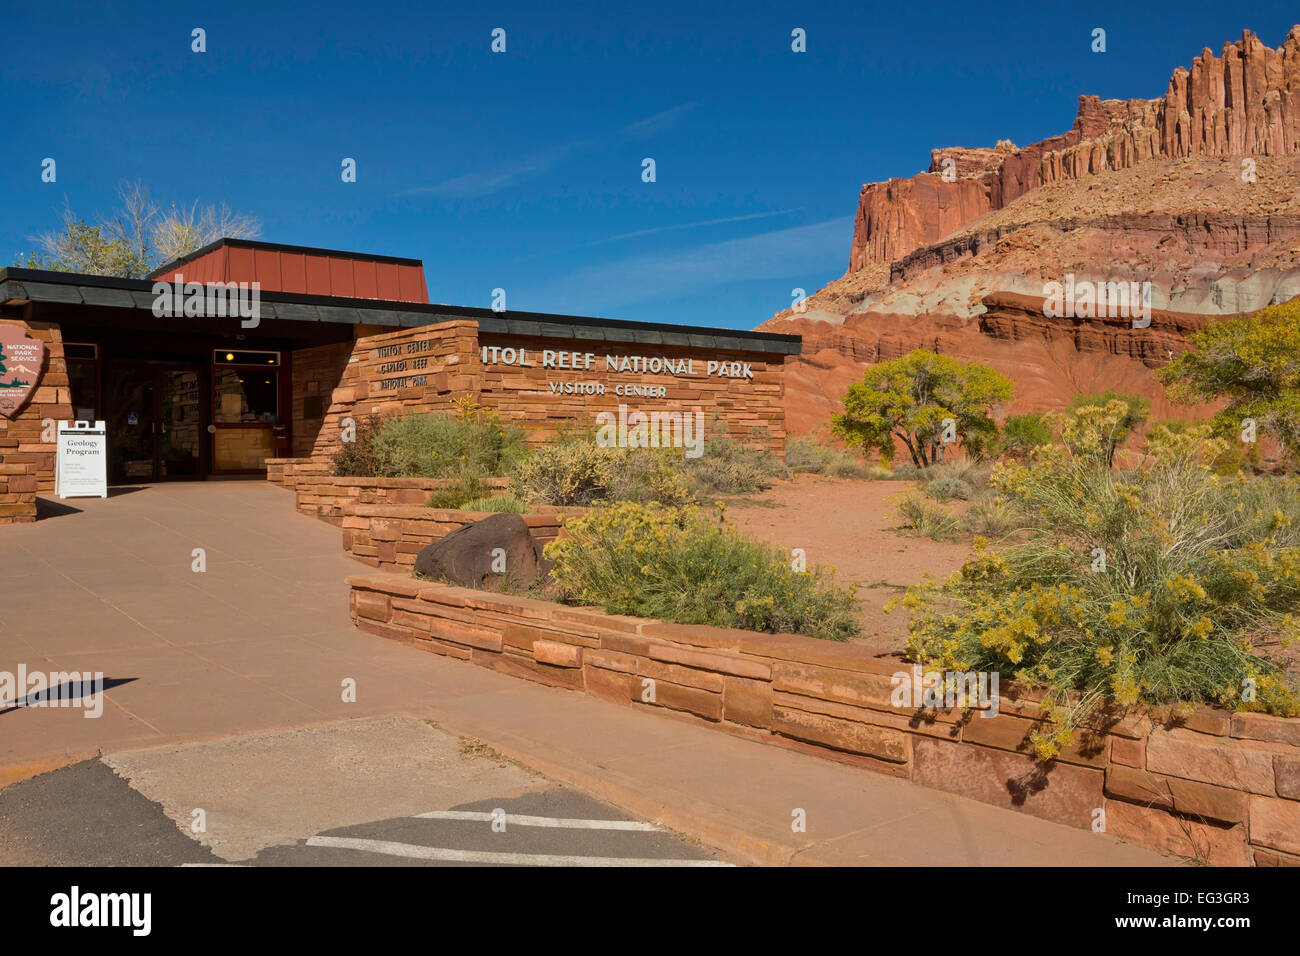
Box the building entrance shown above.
[105,361,205,483]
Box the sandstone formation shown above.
[760,27,1300,438]
[852,27,1300,271]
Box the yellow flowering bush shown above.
[545,501,859,641]
[898,412,1300,758]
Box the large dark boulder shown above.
[414,513,545,589]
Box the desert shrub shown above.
[511,439,618,506]
[331,413,385,477]
[683,416,787,495]
[787,435,869,478]
[611,448,697,506]
[922,461,989,501]
[367,402,527,480]
[1064,391,1150,468]
[512,419,784,506]
[997,413,1054,460]
[545,502,859,641]
[961,492,1021,537]
[840,460,925,481]
[460,495,526,513]
[895,416,1300,759]
[511,439,697,507]
[926,474,973,501]
[1147,418,1250,475]
[427,475,491,509]
[895,491,962,541]
[887,463,925,481]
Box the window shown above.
[212,350,280,424]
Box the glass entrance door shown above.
[106,363,204,482]
[158,368,203,477]
[107,364,156,483]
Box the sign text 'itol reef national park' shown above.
[0,238,800,522]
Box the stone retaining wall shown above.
[343,506,575,569]
[346,572,1300,866]
[289,474,509,524]
[265,457,330,487]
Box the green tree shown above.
[1157,299,1300,465]
[1065,390,1150,468]
[831,349,1013,468]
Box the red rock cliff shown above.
[851,26,1300,271]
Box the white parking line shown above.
[413,810,662,831]
[307,836,732,866]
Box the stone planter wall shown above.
[265,457,330,488]
[343,505,578,569]
[346,572,1300,867]
[289,474,510,525]
[269,470,510,525]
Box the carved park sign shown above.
[0,325,46,419]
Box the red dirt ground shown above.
[724,474,971,654]
[726,473,1300,679]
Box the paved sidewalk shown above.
[0,483,1173,865]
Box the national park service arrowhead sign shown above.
[0,325,46,418]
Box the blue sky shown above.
[3,1,1297,330]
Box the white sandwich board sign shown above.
[55,420,108,499]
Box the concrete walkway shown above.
[0,482,1173,865]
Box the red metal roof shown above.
[149,238,429,304]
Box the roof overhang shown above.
[0,268,802,356]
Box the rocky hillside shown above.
[763,27,1300,437]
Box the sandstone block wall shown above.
[342,505,575,569]
[347,573,1300,866]
[288,475,495,524]
[307,321,790,463]
[476,331,788,454]
[309,322,480,463]
[0,319,71,524]
[291,341,354,458]
[265,457,331,487]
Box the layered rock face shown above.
[760,27,1300,438]
[851,27,1300,271]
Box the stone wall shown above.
[309,322,478,462]
[476,331,788,454]
[265,457,331,487]
[0,318,71,524]
[346,572,1300,866]
[343,506,576,570]
[291,341,354,458]
[307,321,791,463]
[291,474,508,524]
[279,471,571,570]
